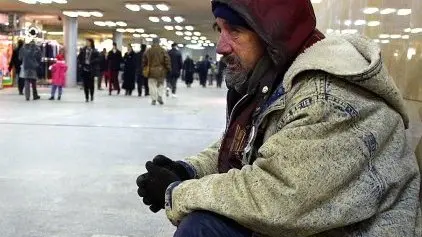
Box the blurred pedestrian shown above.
[8,39,24,95]
[122,44,136,96]
[19,40,41,101]
[137,44,149,97]
[143,38,171,105]
[167,43,183,97]
[78,38,99,102]
[197,55,211,87]
[108,42,122,95]
[98,48,107,90]
[183,56,195,88]
[49,52,67,101]
[216,60,226,88]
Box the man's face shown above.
[85,40,91,48]
[215,18,265,88]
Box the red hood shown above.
[212,0,324,69]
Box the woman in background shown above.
[122,44,136,96]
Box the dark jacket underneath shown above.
[77,47,100,75]
[168,48,183,77]
[107,49,123,72]
[122,51,136,90]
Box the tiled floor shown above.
[0,84,420,237]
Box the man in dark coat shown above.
[98,48,107,90]
[77,38,100,102]
[107,42,122,95]
[216,60,226,88]
[136,44,149,97]
[8,39,24,95]
[122,44,136,96]
[183,56,195,88]
[197,55,211,88]
[167,43,183,97]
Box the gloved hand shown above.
[137,161,181,213]
[152,155,191,181]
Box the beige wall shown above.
[313,0,422,102]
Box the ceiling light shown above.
[175,25,183,31]
[186,44,204,50]
[380,8,396,15]
[53,0,67,3]
[141,33,149,37]
[133,33,141,38]
[161,16,172,22]
[344,20,352,26]
[203,43,209,47]
[185,25,194,31]
[168,40,174,45]
[175,31,184,36]
[390,34,401,39]
[77,11,90,17]
[192,36,199,40]
[205,40,211,43]
[105,21,116,27]
[381,40,390,44]
[156,4,169,11]
[209,43,215,47]
[160,38,167,42]
[126,28,135,33]
[125,4,141,11]
[135,28,144,33]
[198,40,204,43]
[174,16,185,23]
[177,44,184,48]
[141,4,154,11]
[116,28,126,33]
[90,11,103,17]
[191,40,198,43]
[373,39,380,43]
[341,29,358,34]
[146,38,153,42]
[367,21,380,27]
[404,28,412,33]
[149,34,158,38]
[200,36,206,40]
[39,0,52,3]
[402,35,410,39]
[184,36,191,40]
[19,0,37,3]
[116,21,127,27]
[411,28,422,34]
[354,20,366,26]
[164,25,174,31]
[63,11,78,17]
[397,9,412,16]
[149,16,160,23]
[363,7,379,14]
[47,31,64,35]
[184,31,192,36]
[94,21,106,26]
[394,52,399,57]
[379,34,390,39]
[193,31,201,36]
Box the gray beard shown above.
[224,68,250,94]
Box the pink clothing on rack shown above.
[51,60,67,86]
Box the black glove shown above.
[152,155,192,181]
[137,161,181,213]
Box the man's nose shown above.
[216,33,232,55]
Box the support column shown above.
[63,16,78,87]
[113,31,123,50]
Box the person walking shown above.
[122,44,136,96]
[8,39,24,95]
[167,43,183,97]
[98,48,107,90]
[137,44,149,97]
[19,40,41,101]
[183,56,195,88]
[208,58,216,86]
[77,38,99,102]
[143,38,171,105]
[49,53,67,101]
[216,60,226,88]
[197,55,211,88]
[107,42,122,95]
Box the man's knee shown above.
[174,211,252,237]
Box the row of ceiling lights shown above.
[94,21,127,27]
[63,11,104,18]
[18,0,67,4]
[125,3,170,12]
[363,7,412,16]
[148,16,185,23]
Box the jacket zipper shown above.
[224,94,249,132]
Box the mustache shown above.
[221,54,242,67]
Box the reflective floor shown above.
[0,84,420,237]
[0,84,226,237]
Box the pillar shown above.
[113,31,123,50]
[63,16,78,87]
